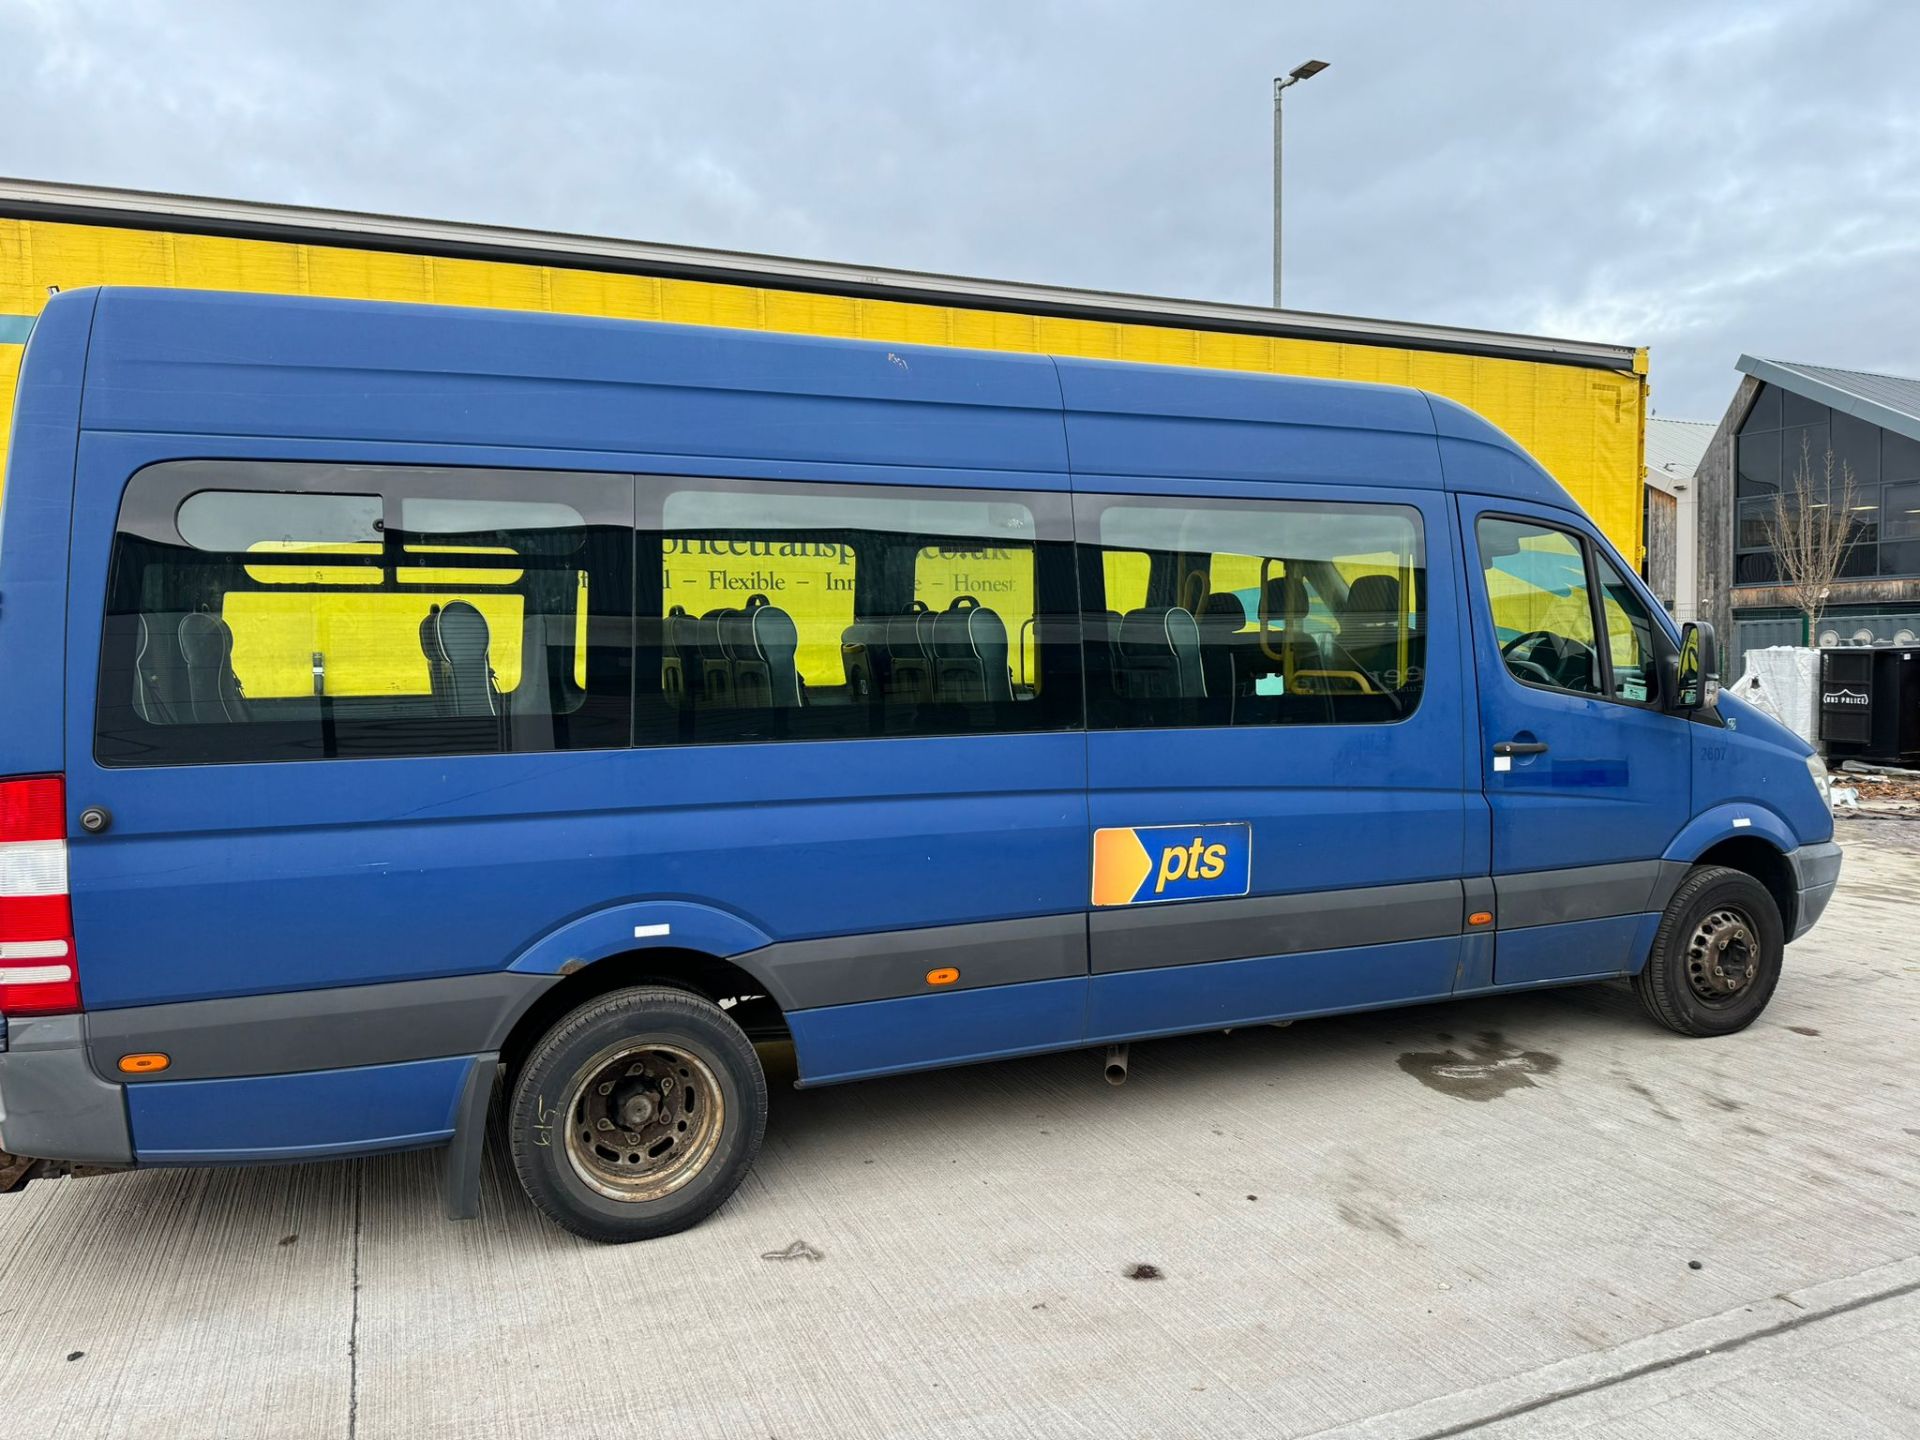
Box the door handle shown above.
[1492,740,1549,756]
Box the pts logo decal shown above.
[1092,823,1252,906]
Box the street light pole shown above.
[1272,59,1329,310]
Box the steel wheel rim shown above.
[563,1041,726,1203]
[1685,907,1760,1003]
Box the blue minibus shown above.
[0,289,1841,1242]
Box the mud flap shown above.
[441,1053,500,1222]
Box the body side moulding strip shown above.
[85,972,554,1085]
[760,913,1087,1010]
[1089,879,1462,974]
[1493,860,1668,930]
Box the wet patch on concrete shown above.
[1789,1025,1823,1037]
[1124,1263,1163,1281]
[1704,1093,1744,1112]
[1329,1155,1414,1248]
[1625,1078,1682,1123]
[1336,1201,1407,1243]
[1396,1031,1561,1101]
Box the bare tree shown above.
[1761,435,1861,642]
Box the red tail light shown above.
[0,775,81,1016]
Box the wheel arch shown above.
[1687,837,1797,938]
[1663,804,1800,936]
[496,946,795,1088]
[491,899,797,1086]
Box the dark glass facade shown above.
[1734,382,1920,585]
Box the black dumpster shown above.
[1820,646,1920,764]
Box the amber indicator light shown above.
[925,967,960,986]
[118,1053,171,1074]
[1467,911,1494,928]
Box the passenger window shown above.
[1076,494,1425,729]
[96,462,633,765]
[1593,550,1659,704]
[1476,518,1602,697]
[637,476,1080,745]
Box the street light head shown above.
[1289,59,1330,82]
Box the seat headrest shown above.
[1345,575,1401,616]
[1119,606,1200,654]
[435,600,492,660]
[177,611,233,665]
[1198,592,1245,630]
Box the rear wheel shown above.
[509,986,767,1242]
[1634,865,1785,1037]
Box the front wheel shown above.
[509,986,767,1242]
[1634,865,1785,1037]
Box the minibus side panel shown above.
[1075,477,1468,1029]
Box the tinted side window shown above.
[635,475,1080,745]
[1077,495,1425,729]
[96,462,634,765]
[1477,517,1602,697]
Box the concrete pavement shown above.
[2,813,1916,1438]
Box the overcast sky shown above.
[6,0,1917,419]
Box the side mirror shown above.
[1675,620,1720,713]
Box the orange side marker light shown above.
[118,1053,171,1074]
[925,967,960,987]
[1468,911,1494,928]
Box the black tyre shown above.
[1633,865,1785,1037]
[509,986,767,1243]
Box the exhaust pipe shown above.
[1104,1043,1129,1086]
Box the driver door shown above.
[1459,496,1692,983]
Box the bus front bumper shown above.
[1788,841,1844,941]
[0,1014,135,1172]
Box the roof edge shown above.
[0,176,1642,373]
[1737,353,1920,447]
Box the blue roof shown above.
[50,286,1577,509]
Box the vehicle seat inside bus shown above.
[931,597,1012,703]
[732,595,801,708]
[1080,609,1124,702]
[131,613,179,724]
[678,596,801,709]
[1116,606,1205,701]
[662,605,695,700]
[176,611,248,724]
[419,607,454,713]
[1196,591,1247,706]
[1336,574,1404,688]
[840,602,935,703]
[886,602,937,701]
[719,607,764,703]
[431,600,499,716]
[694,609,735,704]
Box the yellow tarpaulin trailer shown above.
[0,178,1648,564]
